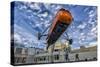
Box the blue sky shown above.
[12,1,97,49]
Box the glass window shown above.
[15,48,22,54]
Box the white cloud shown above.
[14,33,22,43]
[77,23,86,29]
[30,3,40,10]
[14,24,38,47]
[85,41,97,48]
[38,11,49,18]
[91,26,97,32]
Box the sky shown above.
[11,1,97,49]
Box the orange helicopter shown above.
[38,8,73,50]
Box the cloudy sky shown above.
[11,1,97,49]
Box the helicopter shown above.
[38,8,73,50]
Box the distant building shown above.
[71,45,97,53]
[48,41,71,52]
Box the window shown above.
[54,49,59,52]
[43,57,46,61]
[54,55,59,60]
[15,48,22,54]
[22,57,26,63]
[24,49,28,55]
[16,57,20,63]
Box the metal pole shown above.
[50,44,55,63]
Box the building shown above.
[48,41,71,52]
[14,47,45,64]
[14,42,97,64]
